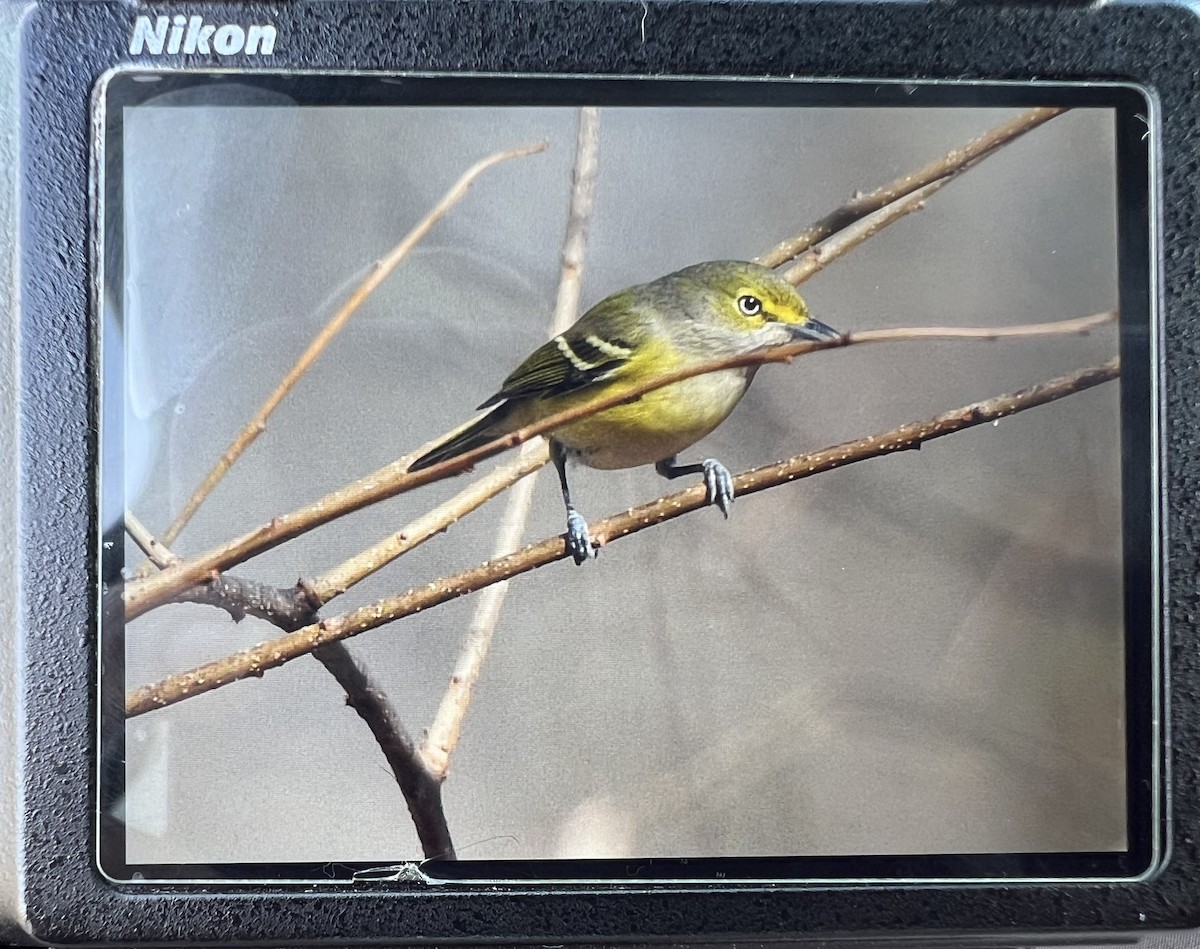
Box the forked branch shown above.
[757,107,1064,270]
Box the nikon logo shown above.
[129,15,277,56]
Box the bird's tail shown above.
[407,404,516,472]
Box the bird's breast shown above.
[552,368,753,470]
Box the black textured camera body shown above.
[4,0,1200,944]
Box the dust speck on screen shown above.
[97,76,1155,884]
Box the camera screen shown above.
[98,76,1156,883]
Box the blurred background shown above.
[115,96,1125,866]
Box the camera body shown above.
[3,0,1200,945]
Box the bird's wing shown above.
[477,295,642,408]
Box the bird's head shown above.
[656,260,841,354]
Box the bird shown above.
[408,260,841,564]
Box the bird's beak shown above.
[789,317,842,343]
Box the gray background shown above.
[117,100,1125,866]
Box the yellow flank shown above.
[512,338,753,470]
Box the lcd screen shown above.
[98,76,1156,883]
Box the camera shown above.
[3,0,1199,944]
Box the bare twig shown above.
[124,510,180,569]
[157,140,549,549]
[846,312,1116,343]
[123,308,1115,621]
[125,358,1119,718]
[783,181,939,286]
[420,473,540,781]
[756,107,1064,270]
[306,441,550,606]
[547,107,600,333]
[420,107,601,781]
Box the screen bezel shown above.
[93,68,1161,892]
[96,72,1159,886]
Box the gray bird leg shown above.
[551,439,595,565]
[655,455,734,518]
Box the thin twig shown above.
[124,510,180,569]
[548,107,601,333]
[306,441,550,606]
[421,473,540,781]
[846,313,1115,343]
[756,107,1064,270]
[122,308,1115,621]
[125,358,1119,718]
[157,140,549,549]
[420,106,601,781]
[783,181,939,286]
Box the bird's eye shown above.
[737,295,763,317]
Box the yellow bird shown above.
[409,260,840,563]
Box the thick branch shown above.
[123,309,1115,621]
[157,140,549,548]
[179,573,316,628]
[126,358,1118,718]
[309,642,455,859]
[757,107,1064,270]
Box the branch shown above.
[309,642,455,859]
[783,180,940,286]
[125,357,1119,718]
[157,139,549,548]
[178,572,316,628]
[420,106,601,781]
[756,107,1064,270]
[421,472,540,781]
[548,106,600,334]
[123,307,1115,621]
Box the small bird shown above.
[409,260,841,564]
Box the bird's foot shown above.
[702,458,735,518]
[565,508,595,565]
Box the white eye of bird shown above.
[737,295,763,317]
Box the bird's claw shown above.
[565,509,595,565]
[702,458,735,518]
